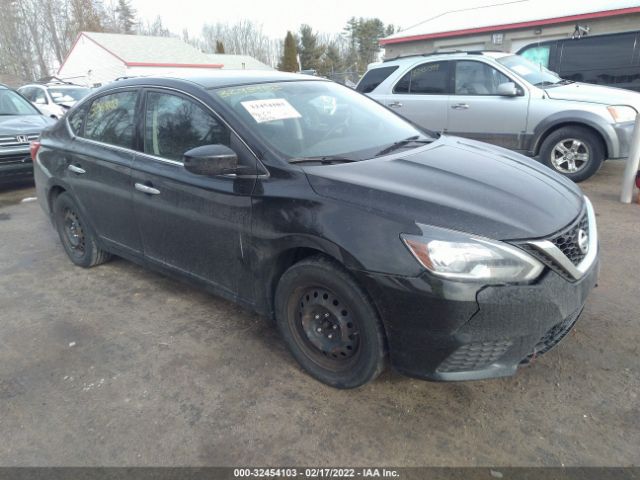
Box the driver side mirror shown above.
[497,82,520,97]
[183,144,238,176]
[34,97,47,105]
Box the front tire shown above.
[539,126,604,182]
[275,256,386,389]
[53,192,111,268]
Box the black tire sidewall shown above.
[540,127,604,182]
[53,192,97,268]
[275,257,386,389]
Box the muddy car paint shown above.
[34,74,599,382]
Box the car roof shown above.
[110,71,325,90]
[377,50,512,68]
[20,83,87,89]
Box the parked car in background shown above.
[18,81,90,119]
[33,73,598,388]
[360,51,640,182]
[518,31,640,92]
[0,84,54,186]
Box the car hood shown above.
[304,136,584,240]
[0,114,54,135]
[544,82,640,109]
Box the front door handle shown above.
[451,103,470,110]
[134,183,160,195]
[388,101,403,108]
[67,164,86,174]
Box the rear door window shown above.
[356,66,399,93]
[393,61,450,94]
[83,90,138,149]
[560,33,636,71]
[68,103,90,135]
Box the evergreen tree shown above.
[115,0,136,34]
[298,24,324,71]
[318,42,342,77]
[215,40,225,54]
[278,31,298,72]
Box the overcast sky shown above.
[129,0,497,38]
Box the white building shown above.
[380,0,640,58]
[58,32,224,86]
[206,54,273,71]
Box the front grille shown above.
[551,211,589,266]
[0,154,31,165]
[0,134,39,148]
[521,308,582,364]
[437,340,513,373]
[519,244,574,282]
[514,206,590,280]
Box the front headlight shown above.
[401,225,543,283]
[607,105,637,123]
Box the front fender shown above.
[532,110,618,158]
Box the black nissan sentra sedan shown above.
[32,72,599,388]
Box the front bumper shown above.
[0,149,33,185]
[612,121,635,159]
[356,257,599,381]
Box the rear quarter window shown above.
[356,66,399,93]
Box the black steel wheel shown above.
[53,192,111,268]
[275,255,386,388]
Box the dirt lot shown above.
[0,161,638,467]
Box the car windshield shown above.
[211,80,435,162]
[0,89,39,115]
[49,87,90,104]
[497,54,565,87]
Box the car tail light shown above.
[30,141,41,162]
[636,171,640,189]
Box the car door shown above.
[65,89,142,255]
[131,88,256,295]
[379,60,451,133]
[446,60,529,150]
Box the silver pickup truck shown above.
[359,51,640,182]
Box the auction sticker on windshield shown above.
[241,98,302,123]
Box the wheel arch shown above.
[532,114,613,159]
[47,184,67,213]
[260,240,370,320]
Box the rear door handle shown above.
[134,183,160,195]
[451,103,470,110]
[388,101,403,108]
[67,164,86,174]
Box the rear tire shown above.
[539,126,604,182]
[53,192,111,268]
[275,255,386,389]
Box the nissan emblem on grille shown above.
[16,135,29,144]
[577,229,589,254]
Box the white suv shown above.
[358,51,640,182]
[18,82,90,120]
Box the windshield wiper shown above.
[374,135,432,157]
[288,156,358,165]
